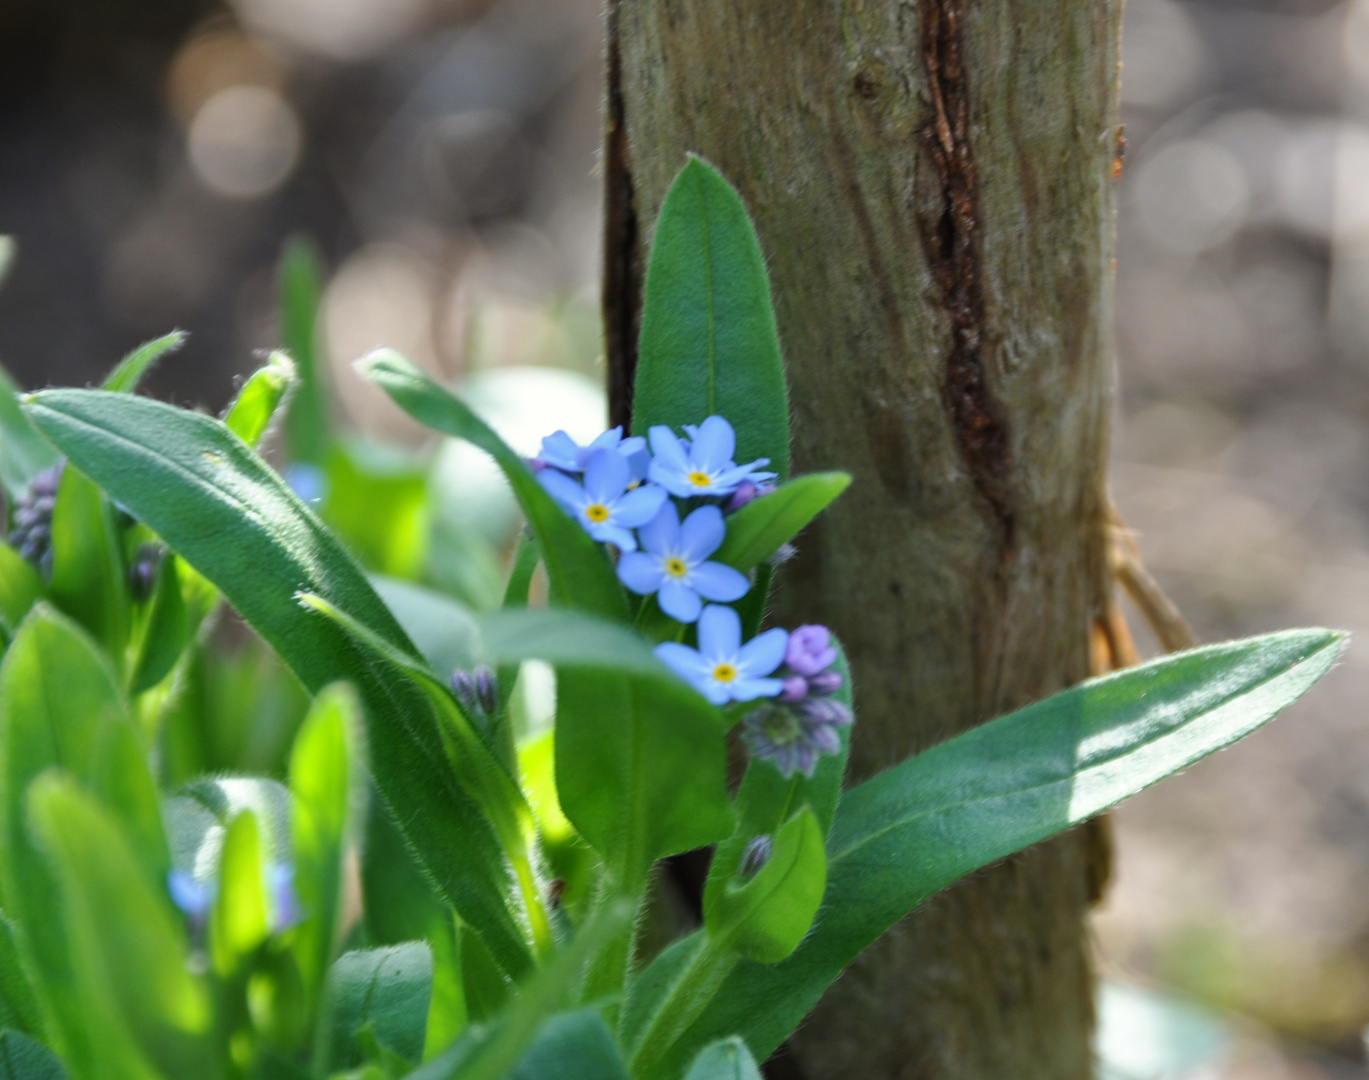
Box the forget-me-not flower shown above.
[741,697,851,778]
[617,503,749,622]
[538,426,649,481]
[539,448,666,550]
[648,416,776,498]
[168,868,214,922]
[655,604,787,705]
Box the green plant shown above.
[0,158,1342,1080]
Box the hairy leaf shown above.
[713,474,850,572]
[633,157,789,480]
[101,330,187,395]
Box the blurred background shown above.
[1,0,1367,1075]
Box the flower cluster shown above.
[7,461,64,577]
[533,416,773,622]
[533,416,852,776]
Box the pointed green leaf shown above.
[0,366,57,500]
[323,441,429,579]
[27,774,217,1079]
[654,628,1346,1072]
[713,473,850,572]
[22,388,533,978]
[279,237,329,465]
[0,917,42,1039]
[223,351,297,449]
[289,684,357,1021]
[101,330,187,394]
[633,157,789,480]
[0,1028,68,1080]
[128,549,188,695]
[356,351,628,622]
[210,810,270,976]
[47,466,128,661]
[326,944,432,1069]
[682,1038,761,1080]
[0,546,41,636]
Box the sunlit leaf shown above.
[101,330,187,395]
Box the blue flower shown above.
[655,604,787,705]
[740,696,852,778]
[539,448,666,550]
[167,868,214,921]
[617,503,750,622]
[538,426,648,481]
[647,416,776,498]
[270,863,302,932]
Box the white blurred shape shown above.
[430,366,607,545]
[1329,125,1369,360]
[231,0,425,61]
[1121,0,1208,109]
[1134,140,1250,252]
[1094,982,1230,1080]
[1344,0,1369,89]
[187,86,300,199]
[323,244,439,438]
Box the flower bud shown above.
[451,665,499,720]
[785,625,837,677]
[739,834,774,879]
[778,675,809,703]
[129,544,163,602]
[807,670,843,696]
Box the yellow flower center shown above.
[688,470,713,488]
[664,557,688,578]
[585,503,610,523]
[712,662,738,683]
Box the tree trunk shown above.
[604,2,1121,1077]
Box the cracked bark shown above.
[604,0,1121,1076]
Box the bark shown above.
[604,2,1122,1078]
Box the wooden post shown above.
[604,1,1122,1075]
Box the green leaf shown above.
[371,575,480,678]
[0,366,58,500]
[359,789,444,948]
[210,809,270,976]
[279,236,329,465]
[326,944,432,1069]
[101,330,187,394]
[27,774,217,1079]
[0,1028,68,1080]
[323,441,429,580]
[477,608,666,677]
[289,684,357,1023]
[714,474,850,572]
[414,898,633,1080]
[223,351,298,449]
[507,1010,630,1080]
[128,549,189,695]
[682,1038,761,1080]
[47,466,129,661]
[655,628,1346,1073]
[557,669,733,891]
[22,388,534,979]
[495,533,541,722]
[702,807,825,965]
[0,917,43,1039]
[0,546,41,636]
[633,157,789,481]
[357,351,627,622]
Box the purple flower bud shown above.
[129,544,163,603]
[807,670,843,696]
[739,834,774,879]
[785,625,837,677]
[726,480,774,513]
[451,665,499,720]
[798,696,853,727]
[778,676,809,703]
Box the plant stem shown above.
[627,935,738,1079]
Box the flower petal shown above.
[589,522,637,550]
[637,500,680,555]
[539,430,581,471]
[614,483,668,527]
[678,504,726,562]
[655,642,713,692]
[647,460,695,498]
[697,604,741,659]
[730,677,783,702]
[659,578,703,623]
[583,447,629,502]
[737,627,789,678]
[714,461,775,489]
[690,561,749,602]
[691,416,736,472]
[538,468,587,510]
[619,434,647,457]
[649,425,689,470]
[617,551,664,595]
